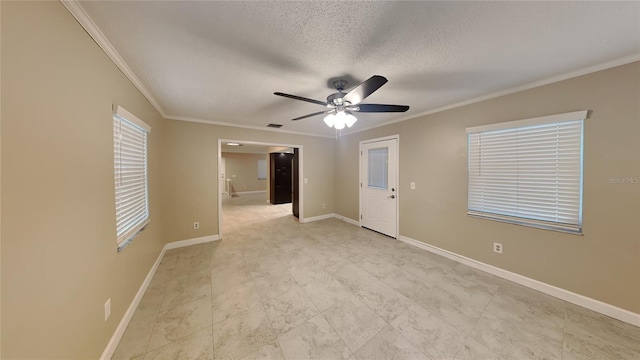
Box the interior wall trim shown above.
[232,190,267,195]
[398,235,640,328]
[343,54,640,137]
[164,234,221,250]
[60,1,333,139]
[333,214,360,226]
[168,115,333,139]
[60,0,166,117]
[300,213,335,224]
[99,247,165,360]
[63,1,639,140]
[301,213,359,226]
[100,234,220,360]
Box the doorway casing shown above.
[218,139,304,238]
[359,134,400,239]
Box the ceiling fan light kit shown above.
[275,75,409,129]
[323,111,357,129]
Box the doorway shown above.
[219,156,227,197]
[359,135,399,238]
[218,139,303,238]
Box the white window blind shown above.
[466,111,586,234]
[113,106,151,251]
[258,159,267,180]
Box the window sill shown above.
[467,211,582,235]
[117,219,151,253]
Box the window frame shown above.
[113,105,151,251]
[466,110,587,234]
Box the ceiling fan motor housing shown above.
[327,92,348,106]
[332,79,348,92]
[327,79,349,106]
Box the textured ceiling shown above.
[76,1,640,137]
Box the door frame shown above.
[218,139,304,238]
[220,156,227,197]
[359,134,400,239]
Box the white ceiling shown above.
[75,1,640,137]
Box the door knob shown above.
[387,195,395,199]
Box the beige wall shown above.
[1,2,166,358]
[335,62,640,313]
[161,120,334,242]
[2,2,637,359]
[0,1,3,356]
[223,152,267,193]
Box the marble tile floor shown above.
[113,193,640,360]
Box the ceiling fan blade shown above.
[274,92,327,106]
[343,75,388,105]
[292,110,333,121]
[353,104,410,113]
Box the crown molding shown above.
[60,0,167,117]
[61,0,335,139]
[61,0,639,140]
[165,115,335,139]
[343,53,640,137]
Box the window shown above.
[113,105,151,251]
[466,110,586,234]
[367,147,388,189]
[257,159,267,180]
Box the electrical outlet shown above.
[493,242,503,254]
[194,222,200,230]
[322,203,326,209]
[410,182,416,189]
[304,178,308,184]
[104,298,111,321]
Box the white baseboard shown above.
[164,234,221,250]
[333,214,360,226]
[101,234,221,359]
[233,190,267,195]
[301,213,359,225]
[398,235,640,327]
[100,247,166,360]
[301,213,335,223]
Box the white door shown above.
[220,157,227,196]
[360,138,398,238]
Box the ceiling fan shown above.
[274,75,409,129]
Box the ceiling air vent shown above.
[267,123,283,128]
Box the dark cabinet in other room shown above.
[270,152,293,204]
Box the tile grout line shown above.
[148,247,215,355]
[560,302,568,360]
[240,233,282,359]
[452,284,503,360]
[316,302,356,358]
[124,193,636,360]
[209,243,216,359]
[138,256,175,359]
[347,279,438,360]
